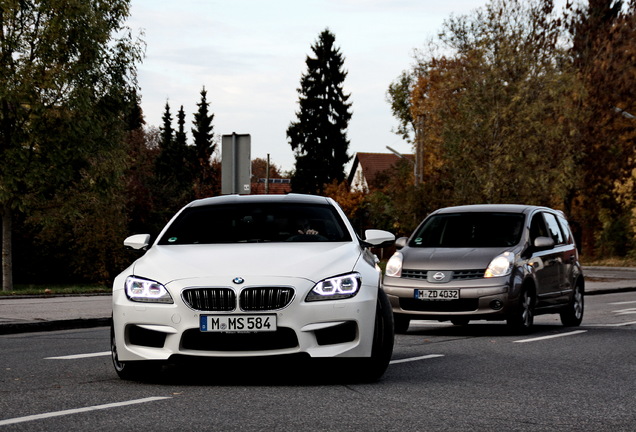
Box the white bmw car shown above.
[111,194,395,381]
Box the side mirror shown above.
[124,234,151,250]
[395,237,408,250]
[363,229,395,247]
[534,236,555,249]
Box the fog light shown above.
[490,299,504,310]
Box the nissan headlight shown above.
[125,276,173,303]
[385,252,403,277]
[484,252,514,278]
[306,273,361,302]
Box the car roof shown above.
[187,193,333,208]
[431,204,555,216]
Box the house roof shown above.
[347,152,414,187]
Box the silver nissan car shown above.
[383,204,584,333]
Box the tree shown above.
[386,70,416,144]
[154,102,193,221]
[0,0,143,290]
[191,87,217,197]
[404,0,579,207]
[287,29,353,195]
[566,0,636,255]
[175,105,187,152]
[387,70,422,183]
[155,101,175,180]
[251,157,283,181]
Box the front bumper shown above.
[383,275,513,320]
[112,276,378,362]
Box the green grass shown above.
[0,284,111,297]
[581,256,636,267]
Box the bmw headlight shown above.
[306,273,361,302]
[385,252,403,277]
[124,276,173,303]
[484,252,514,278]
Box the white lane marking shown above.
[0,397,172,427]
[593,321,636,327]
[615,308,636,315]
[514,330,587,343]
[609,301,636,305]
[390,354,444,364]
[45,351,110,360]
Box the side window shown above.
[529,213,549,242]
[543,213,565,245]
[557,215,574,244]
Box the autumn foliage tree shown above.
[566,0,636,255]
[0,0,143,290]
[388,0,636,257]
[410,0,579,207]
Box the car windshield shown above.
[157,202,352,244]
[409,212,524,248]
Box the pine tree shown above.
[160,102,174,152]
[191,86,217,197]
[192,87,216,164]
[154,102,192,216]
[287,29,353,194]
[175,105,187,150]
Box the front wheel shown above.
[560,284,584,326]
[111,324,158,380]
[507,287,534,333]
[354,289,395,383]
[394,314,410,334]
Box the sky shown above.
[125,0,494,173]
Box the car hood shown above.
[401,246,512,270]
[131,242,362,284]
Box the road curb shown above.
[586,286,636,296]
[0,317,112,335]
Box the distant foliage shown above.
[0,0,144,289]
[387,0,636,258]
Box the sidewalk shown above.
[0,295,112,335]
[1,269,635,335]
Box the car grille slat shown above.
[182,287,294,311]
[453,269,487,280]
[240,287,294,311]
[182,288,236,311]
[401,269,428,279]
[401,269,486,281]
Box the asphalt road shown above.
[1,291,634,431]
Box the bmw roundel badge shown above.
[232,277,245,285]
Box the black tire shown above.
[451,317,470,326]
[507,286,534,333]
[394,314,410,334]
[111,324,158,380]
[355,289,395,383]
[560,283,584,326]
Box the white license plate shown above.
[414,289,459,300]
[200,315,277,332]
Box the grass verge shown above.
[0,284,110,297]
